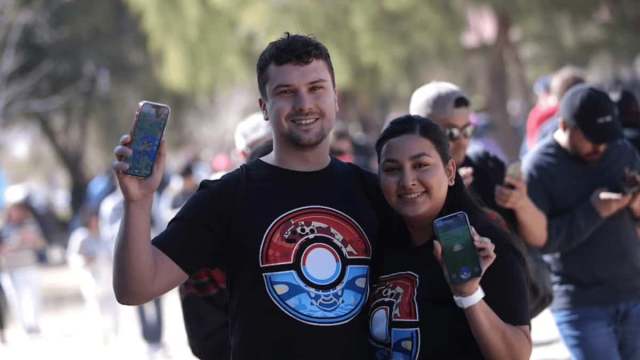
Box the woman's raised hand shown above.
[433,226,496,297]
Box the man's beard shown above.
[286,127,329,148]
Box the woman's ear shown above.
[446,159,456,186]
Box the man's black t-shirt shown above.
[369,223,530,359]
[153,158,389,359]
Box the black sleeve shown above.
[152,177,234,275]
[465,151,506,209]
[480,233,531,327]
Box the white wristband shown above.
[453,286,485,309]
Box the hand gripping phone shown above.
[433,211,482,285]
[124,101,170,178]
[622,168,640,195]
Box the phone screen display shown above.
[433,211,482,284]
[125,101,170,178]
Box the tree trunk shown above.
[34,112,88,214]
[486,11,520,161]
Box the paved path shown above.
[0,264,570,359]
[0,264,196,359]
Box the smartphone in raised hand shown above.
[433,211,482,285]
[124,101,170,178]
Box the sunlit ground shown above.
[0,264,196,359]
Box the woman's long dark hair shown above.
[376,115,483,222]
[375,115,517,253]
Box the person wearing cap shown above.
[233,112,273,162]
[523,84,640,359]
[409,81,548,261]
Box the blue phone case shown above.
[125,101,170,178]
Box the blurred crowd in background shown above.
[0,62,638,354]
[0,1,640,359]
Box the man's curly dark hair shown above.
[256,32,335,99]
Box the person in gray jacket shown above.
[523,84,640,360]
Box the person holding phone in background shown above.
[409,82,550,318]
[111,33,395,359]
[369,115,531,359]
[409,82,548,251]
[523,84,640,360]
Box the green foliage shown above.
[478,0,640,73]
[1,0,176,212]
[127,0,640,106]
[126,0,256,93]
[124,0,466,101]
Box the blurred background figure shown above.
[330,125,355,163]
[177,112,272,359]
[524,75,553,150]
[617,89,640,151]
[0,282,5,343]
[66,208,119,344]
[0,168,6,343]
[232,112,272,165]
[158,161,201,225]
[99,184,166,359]
[523,84,640,359]
[0,185,46,337]
[523,66,586,154]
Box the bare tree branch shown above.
[0,60,54,115]
[3,76,85,119]
[0,9,32,80]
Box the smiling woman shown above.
[370,115,532,359]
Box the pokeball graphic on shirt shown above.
[369,272,421,360]
[259,206,372,326]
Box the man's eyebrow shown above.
[271,83,293,92]
[308,79,329,86]
[271,78,329,91]
[410,152,433,160]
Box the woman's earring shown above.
[449,178,455,186]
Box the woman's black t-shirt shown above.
[369,223,530,359]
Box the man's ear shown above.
[446,158,457,186]
[258,98,268,120]
[334,89,340,112]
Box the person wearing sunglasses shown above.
[410,82,475,186]
[444,122,475,143]
[410,82,548,318]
